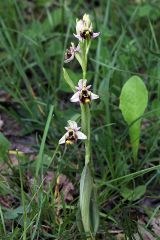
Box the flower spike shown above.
[59,120,87,145]
[64,43,80,63]
[74,14,100,41]
[70,79,99,104]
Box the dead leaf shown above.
[58,174,74,201]
[116,233,126,240]
[55,174,74,202]
[134,221,156,240]
[0,194,15,208]
[151,215,160,236]
[43,171,54,190]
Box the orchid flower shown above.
[70,79,99,104]
[74,14,100,41]
[64,42,80,63]
[59,120,87,145]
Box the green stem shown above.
[80,40,95,240]
[81,104,91,165]
[85,105,91,165]
[81,40,88,79]
[80,40,91,165]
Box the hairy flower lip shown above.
[64,43,80,63]
[59,120,87,145]
[70,79,99,104]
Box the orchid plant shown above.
[60,14,100,239]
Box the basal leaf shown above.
[80,164,93,235]
[90,185,99,235]
[119,76,148,161]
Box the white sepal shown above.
[59,134,66,144]
[77,131,87,140]
[70,92,80,102]
[92,32,100,38]
[91,93,99,100]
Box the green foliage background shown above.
[0,0,160,239]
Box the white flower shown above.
[70,79,99,104]
[74,14,100,41]
[59,120,87,145]
[64,42,80,63]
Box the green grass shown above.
[0,0,160,239]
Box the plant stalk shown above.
[80,40,96,240]
[80,40,91,166]
[81,104,91,165]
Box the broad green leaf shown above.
[90,185,99,235]
[62,68,76,93]
[80,164,93,234]
[119,76,148,161]
[0,133,11,161]
[121,185,146,201]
